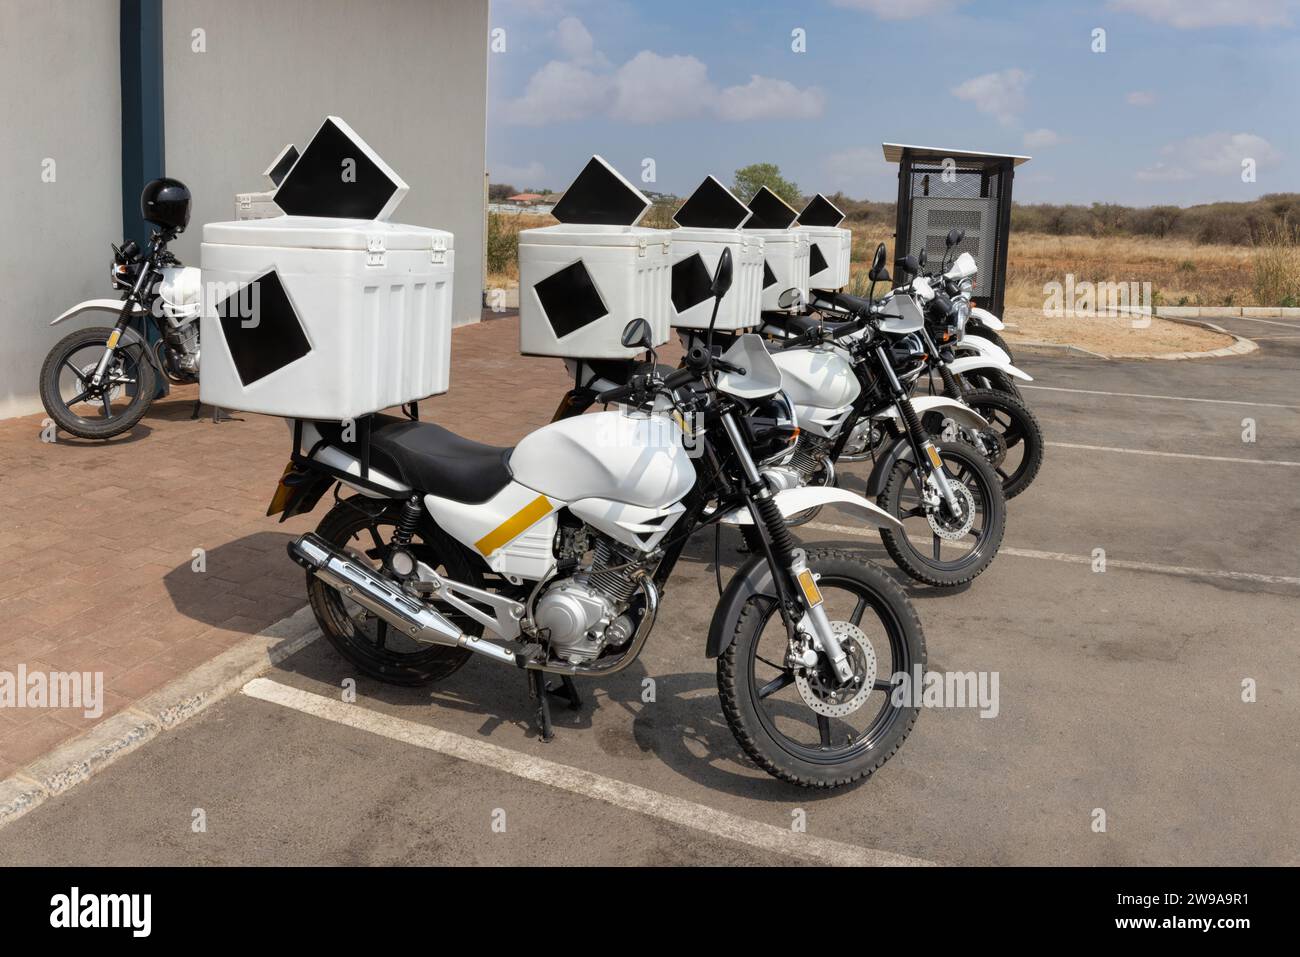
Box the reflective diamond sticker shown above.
[674,176,750,229]
[264,143,299,187]
[798,193,846,227]
[552,156,651,226]
[744,186,799,230]
[214,270,312,386]
[535,260,609,338]
[672,253,714,314]
[809,242,829,276]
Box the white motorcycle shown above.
[39,178,204,439]
[274,252,925,788]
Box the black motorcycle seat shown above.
[314,414,513,504]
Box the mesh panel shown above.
[903,160,1007,310]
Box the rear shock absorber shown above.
[391,495,422,546]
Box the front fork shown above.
[874,346,961,513]
[720,410,855,683]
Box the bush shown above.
[486,212,520,277]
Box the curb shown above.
[0,606,319,830]
[1010,310,1258,361]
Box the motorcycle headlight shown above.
[745,391,800,466]
[955,299,970,335]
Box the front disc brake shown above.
[795,621,878,718]
[927,480,976,541]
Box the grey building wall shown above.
[162,0,488,328]
[0,1,123,420]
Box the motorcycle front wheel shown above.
[38,326,156,439]
[877,440,1006,587]
[717,549,925,789]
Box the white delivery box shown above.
[797,194,852,291]
[199,216,453,421]
[670,228,764,330]
[743,186,811,310]
[519,223,672,358]
[519,155,672,359]
[668,175,764,331]
[751,229,811,310]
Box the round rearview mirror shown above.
[946,227,965,248]
[620,317,654,350]
[777,287,803,310]
[896,255,920,278]
[918,248,928,267]
[871,242,887,274]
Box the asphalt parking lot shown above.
[2,316,1297,866]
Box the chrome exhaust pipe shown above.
[288,533,517,666]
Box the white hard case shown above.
[518,224,672,358]
[669,228,765,331]
[798,225,853,291]
[199,216,454,421]
[750,229,811,311]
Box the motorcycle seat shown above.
[315,414,513,504]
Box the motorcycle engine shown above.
[534,534,643,665]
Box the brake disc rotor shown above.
[927,481,976,541]
[795,621,878,718]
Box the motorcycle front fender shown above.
[706,552,776,659]
[872,396,989,430]
[715,486,902,531]
[956,334,1010,364]
[948,355,1034,383]
[51,298,145,326]
[864,434,917,499]
[969,307,1004,331]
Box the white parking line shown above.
[1046,441,1300,468]
[1020,384,1300,411]
[241,677,935,868]
[804,523,1300,587]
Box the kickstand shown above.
[189,397,202,420]
[526,671,582,743]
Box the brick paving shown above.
[0,313,583,775]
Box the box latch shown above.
[637,237,647,258]
[366,237,386,267]
[431,236,447,265]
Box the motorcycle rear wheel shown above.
[307,499,481,686]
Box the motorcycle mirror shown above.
[896,255,920,279]
[710,246,733,299]
[946,227,965,249]
[870,242,887,276]
[620,318,654,350]
[918,248,928,268]
[777,287,804,310]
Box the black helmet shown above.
[140,177,191,231]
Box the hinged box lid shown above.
[742,186,799,231]
[203,216,453,254]
[272,116,408,221]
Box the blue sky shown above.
[486,0,1299,206]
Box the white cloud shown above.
[716,75,825,122]
[1125,90,1157,107]
[822,146,895,198]
[499,22,823,126]
[1135,162,1193,182]
[498,59,611,126]
[610,51,713,124]
[553,16,608,67]
[1168,131,1281,173]
[1108,0,1295,28]
[491,160,546,186]
[831,0,966,19]
[950,69,1029,125]
[1022,128,1063,149]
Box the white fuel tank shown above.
[770,347,861,437]
[511,409,697,509]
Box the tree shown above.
[488,183,517,202]
[733,164,800,207]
